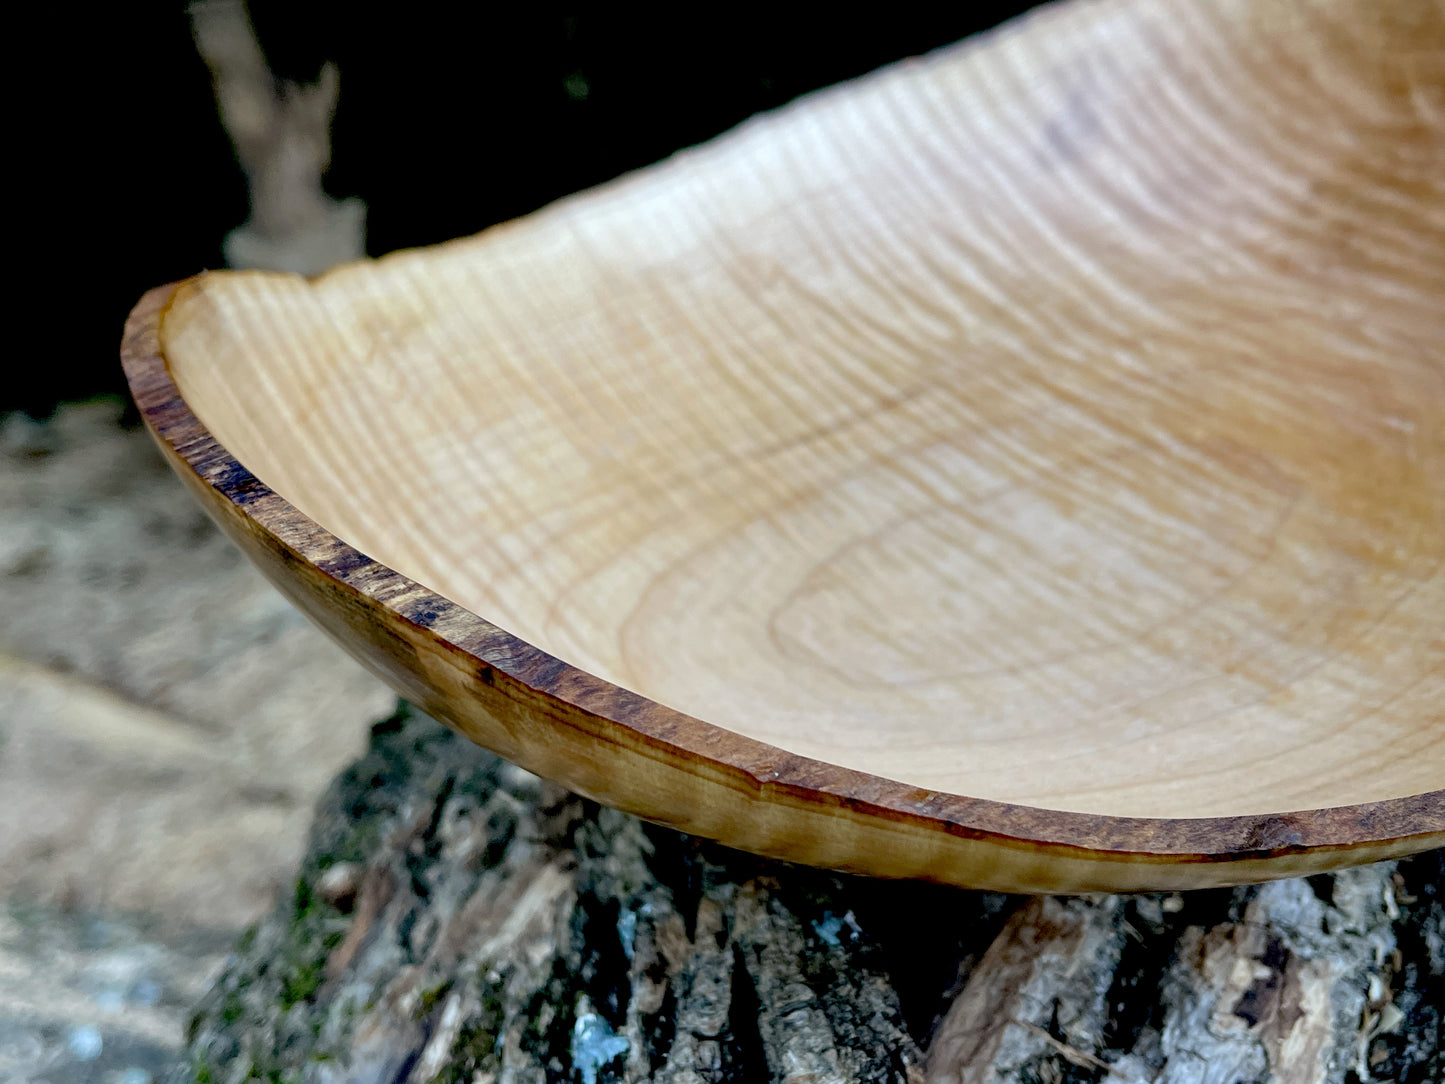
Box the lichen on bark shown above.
[179,705,1443,1084]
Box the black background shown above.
[21,3,1038,415]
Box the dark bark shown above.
[180,704,1442,1084]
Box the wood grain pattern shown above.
[124,0,1444,891]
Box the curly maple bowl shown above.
[123,0,1444,892]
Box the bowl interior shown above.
[159,0,1444,820]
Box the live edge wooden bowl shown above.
[122,0,1444,893]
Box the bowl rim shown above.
[122,279,1444,867]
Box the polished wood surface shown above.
[127,0,1443,890]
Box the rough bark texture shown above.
[180,705,1442,1084]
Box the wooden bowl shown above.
[123,0,1444,892]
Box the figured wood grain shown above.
[125,0,1444,890]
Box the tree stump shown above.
[179,704,1440,1083]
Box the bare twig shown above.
[1010,1020,1114,1074]
[190,0,365,275]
